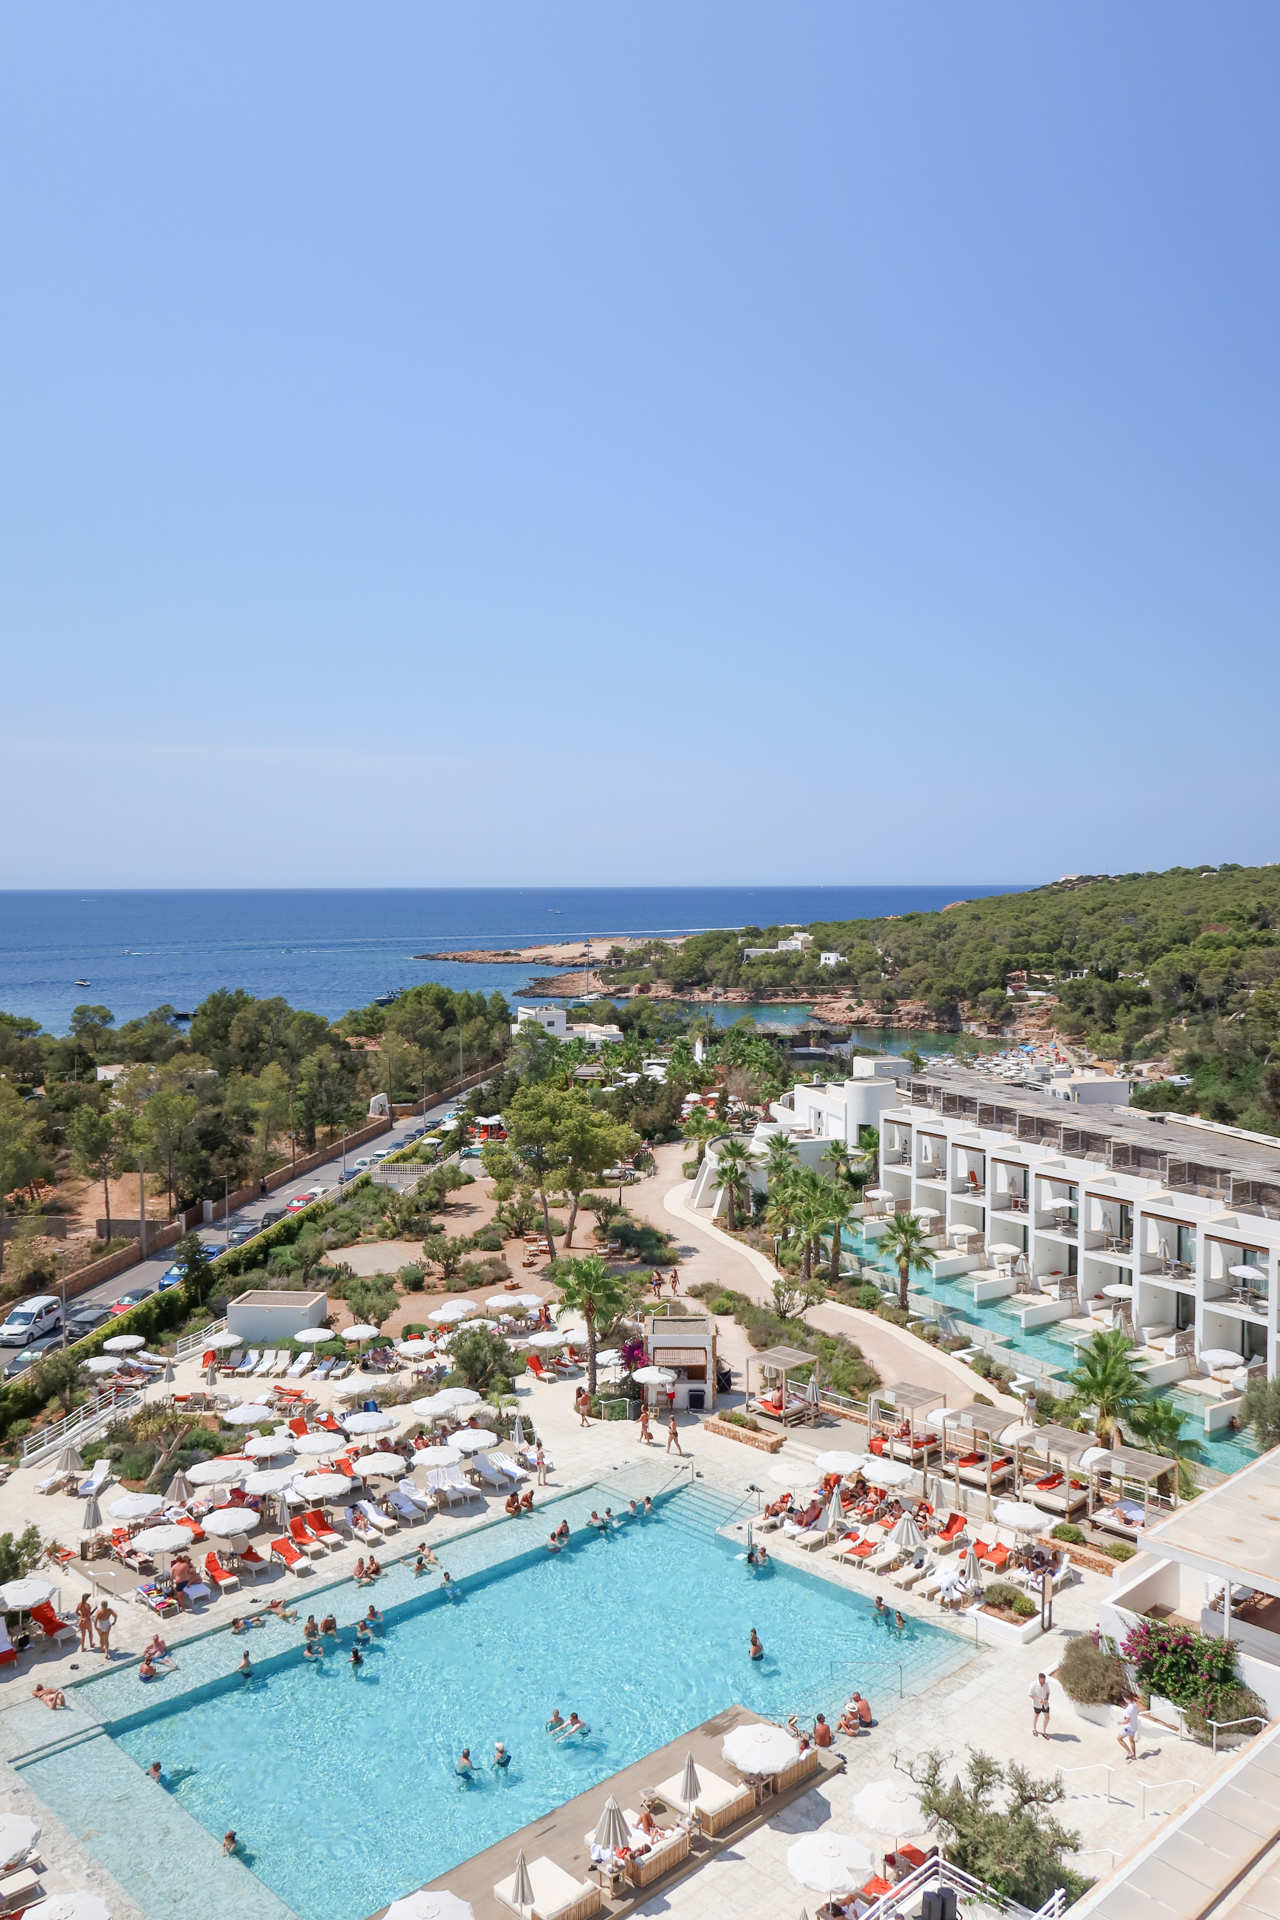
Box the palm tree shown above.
[712,1139,752,1230]
[1063,1330,1147,1444]
[821,1178,861,1285]
[1127,1392,1204,1495]
[681,1105,719,1166]
[878,1211,935,1312]
[555,1253,628,1395]
[820,1139,852,1181]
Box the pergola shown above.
[1091,1443,1179,1530]
[938,1403,1016,1516]
[867,1383,946,1462]
[745,1344,818,1428]
[1010,1422,1099,1519]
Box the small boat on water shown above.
[373,989,400,1007]
[74,978,91,987]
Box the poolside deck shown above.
[392,1704,844,1920]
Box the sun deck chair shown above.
[894,1555,934,1590]
[781,1500,823,1539]
[270,1536,312,1575]
[233,1349,260,1376]
[489,1450,530,1481]
[302,1508,343,1548]
[286,1352,312,1378]
[386,1487,423,1524]
[495,1855,602,1920]
[355,1498,396,1534]
[269,1351,291,1377]
[430,1467,480,1508]
[310,1357,333,1380]
[251,1350,277,1376]
[287,1516,327,1559]
[795,1518,836,1551]
[29,1602,76,1646]
[204,1552,240,1592]
[76,1458,110,1500]
[467,1451,520,1491]
[237,1545,269,1580]
[329,1359,352,1381]
[0,1867,43,1911]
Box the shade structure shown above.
[102,1333,145,1353]
[351,1452,409,1477]
[864,1187,893,1202]
[412,1444,463,1469]
[384,1894,476,1920]
[164,1469,195,1505]
[203,1507,262,1538]
[1201,1347,1245,1368]
[222,1403,274,1427]
[913,1205,942,1221]
[488,1292,542,1312]
[24,1894,112,1920]
[185,1457,245,1486]
[82,1494,103,1530]
[54,1444,84,1473]
[411,1388,481,1417]
[242,1433,293,1461]
[451,1429,499,1454]
[592,1796,631,1855]
[852,1778,927,1837]
[130,1524,190,1555]
[988,1241,1023,1258]
[1230,1263,1267,1282]
[84,1355,120,1374]
[721,1722,798,1775]
[813,1450,866,1477]
[294,1326,337,1346]
[1102,1283,1134,1300]
[868,1458,914,1488]
[292,1472,350,1500]
[886,1511,925,1553]
[679,1753,701,1804]
[1078,1445,1111,1472]
[632,1365,674,1385]
[0,1576,53,1610]
[960,1545,982,1585]
[342,1324,380,1343]
[994,1500,1044,1534]
[293,1433,343,1456]
[510,1851,535,1913]
[0,1813,40,1865]
[525,1330,566,1350]
[429,1301,478,1324]
[108,1492,163,1521]
[787,1832,873,1893]
[343,1410,399,1435]
[203,1329,244,1351]
[243,1467,298,1495]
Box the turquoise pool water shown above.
[845,1230,1261,1475]
[32,1486,966,1920]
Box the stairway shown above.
[660,1481,753,1544]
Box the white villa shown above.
[512,1006,623,1048]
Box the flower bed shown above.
[703,1415,785,1453]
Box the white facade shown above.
[774,1058,906,1145]
[880,1071,1280,1383]
[818,951,843,968]
[514,1005,567,1040]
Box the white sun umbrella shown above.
[130,1524,189,1556]
[452,1428,499,1453]
[203,1329,244,1351]
[853,1778,928,1838]
[186,1457,245,1486]
[994,1500,1043,1535]
[397,1339,435,1359]
[767,1460,808,1487]
[0,1813,40,1866]
[0,1576,53,1610]
[788,1832,873,1893]
[430,1301,478,1324]
[203,1507,262,1537]
[508,1851,535,1915]
[1230,1263,1267,1282]
[594,1349,621,1369]
[102,1333,145,1353]
[887,1511,925,1553]
[292,1472,351,1501]
[24,1893,112,1920]
[222,1403,274,1427]
[868,1458,914,1488]
[343,1409,399,1435]
[813,1450,867,1477]
[465,1318,501,1332]
[1102,1282,1133,1300]
[293,1433,343,1456]
[632,1365,675,1385]
[294,1326,337,1346]
[913,1206,942,1221]
[591,1796,631,1856]
[526,1330,566,1349]
[342,1324,380,1343]
[384,1893,476,1920]
[243,1467,298,1495]
[352,1452,409,1477]
[84,1355,120,1374]
[108,1492,164,1521]
[722,1722,799,1775]
[865,1187,893,1203]
[242,1432,293,1459]
[412,1444,463,1469]
[54,1444,84,1473]
[333,1379,381,1400]
[1048,1199,1073,1214]
[988,1242,1023,1258]
[1200,1348,1245,1368]
[414,1387,481,1416]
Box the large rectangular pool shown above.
[19,1483,967,1920]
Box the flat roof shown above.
[872,1383,944,1411]
[752,1344,814,1372]
[1142,1444,1280,1599]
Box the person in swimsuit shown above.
[493,1741,511,1771]
[546,1708,565,1732]
[749,1628,764,1660]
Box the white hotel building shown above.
[875,1067,1279,1393]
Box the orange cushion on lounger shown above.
[958,1452,982,1467]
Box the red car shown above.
[111,1287,154,1315]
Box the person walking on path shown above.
[1029,1672,1051,1738]
[666,1413,684,1456]
[1117,1695,1140,1762]
[669,1268,680,1295]
[638,1406,652,1446]
[575,1387,591,1428]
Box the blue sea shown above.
[0,886,1021,1033]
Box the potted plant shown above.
[1055,1633,1131,1727]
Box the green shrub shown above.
[472,1229,504,1253]
[855,1284,884,1312]
[1182,1683,1268,1743]
[398,1265,425,1291]
[1056,1635,1130,1705]
[1051,1523,1084,1544]
[1011,1593,1038,1619]
[1106,1542,1136,1562]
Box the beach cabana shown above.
[745,1345,817,1427]
[1089,1443,1179,1535]
[1014,1423,1097,1518]
[867,1383,945,1464]
[943,1404,1016,1514]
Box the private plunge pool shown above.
[14,1480,969,1920]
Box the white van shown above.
[0,1295,62,1346]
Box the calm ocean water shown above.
[0,886,1019,1033]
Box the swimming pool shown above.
[19,1482,968,1920]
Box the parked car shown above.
[3,1335,60,1380]
[111,1286,155,1316]
[158,1264,184,1291]
[0,1295,62,1346]
[63,1302,113,1342]
[260,1210,285,1229]
[352,1157,373,1172]
[371,1150,390,1162]
[227,1226,256,1245]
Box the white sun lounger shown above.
[329,1360,352,1381]
[252,1351,277,1376]
[490,1450,530,1481]
[269,1351,291,1377]
[655,1764,754,1836]
[355,1499,396,1534]
[234,1350,260,1376]
[468,1451,519,1490]
[495,1855,602,1920]
[76,1458,111,1500]
[286,1352,312,1378]
[429,1467,480,1507]
[796,1522,836,1551]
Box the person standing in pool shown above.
[749,1628,764,1660]
[456,1747,475,1782]
[493,1741,511,1772]
[546,1708,565,1732]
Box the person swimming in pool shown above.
[555,1712,590,1740]
[749,1628,764,1660]
[456,1747,475,1781]
[546,1708,565,1732]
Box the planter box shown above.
[703,1416,785,1453]
[1068,1699,1115,1728]
[978,1604,1045,1645]
[1053,1540,1117,1578]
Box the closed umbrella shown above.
[343,1410,399,1435]
[292,1472,350,1501]
[679,1753,701,1805]
[509,1851,535,1915]
[203,1507,262,1538]
[510,1414,526,1448]
[54,1445,84,1474]
[384,1895,475,1920]
[294,1327,337,1346]
[994,1500,1043,1535]
[853,1779,927,1838]
[452,1429,499,1454]
[592,1796,631,1856]
[960,1545,982,1586]
[130,1524,189,1556]
[223,1404,274,1427]
[787,1832,873,1893]
[0,1814,40,1868]
[243,1433,293,1460]
[102,1334,145,1353]
[887,1511,925,1553]
[342,1324,380,1343]
[0,1577,53,1610]
[721,1723,798,1774]
[82,1494,103,1530]
[824,1487,844,1533]
[351,1452,409,1477]
[162,1359,175,1384]
[805,1374,820,1406]
[412,1444,463,1469]
[186,1457,244,1486]
[108,1493,163,1521]
[293,1433,343,1456]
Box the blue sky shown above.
[3,4,1277,887]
